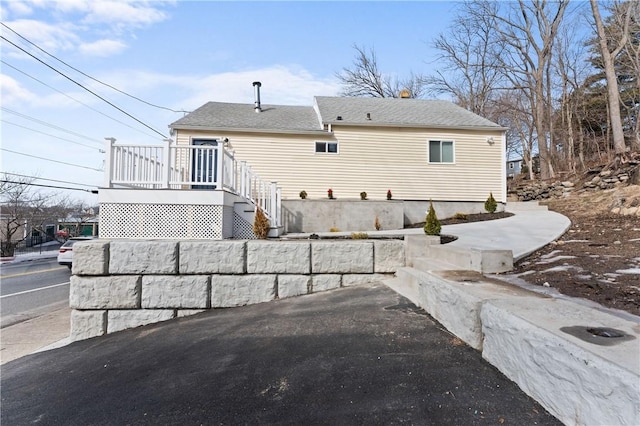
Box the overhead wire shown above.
[2,120,106,151]
[2,107,106,146]
[1,148,103,172]
[2,172,97,188]
[1,22,191,115]
[0,179,96,193]
[0,36,168,139]
[1,60,162,140]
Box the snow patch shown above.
[616,268,640,275]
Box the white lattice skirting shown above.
[100,203,225,239]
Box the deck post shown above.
[104,137,116,188]
[162,139,171,189]
[216,144,225,189]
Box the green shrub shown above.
[453,212,468,220]
[253,206,270,239]
[329,227,341,232]
[299,190,307,199]
[423,201,441,236]
[350,232,368,239]
[360,191,367,200]
[484,192,497,213]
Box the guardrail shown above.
[103,138,281,227]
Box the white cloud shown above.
[4,1,34,17]
[81,1,170,30]
[2,19,78,54]
[178,65,341,110]
[78,39,127,57]
[0,74,37,104]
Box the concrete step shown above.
[420,245,513,274]
[384,265,640,426]
[506,201,549,212]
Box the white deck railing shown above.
[103,138,281,227]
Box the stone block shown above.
[70,275,141,309]
[72,241,109,275]
[109,241,178,274]
[311,275,341,292]
[176,309,207,318]
[342,274,387,287]
[211,275,276,307]
[142,275,210,309]
[70,310,107,342]
[179,241,245,274]
[404,235,440,267]
[247,241,310,274]
[278,275,310,298]
[374,240,405,273]
[311,241,373,273]
[107,309,175,334]
[481,298,640,426]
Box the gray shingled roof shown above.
[314,96,502,129]
[170,102,323,133]
[170,97,503,133]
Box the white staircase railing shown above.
[104,138,281,227]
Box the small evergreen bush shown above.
[423,201,441,236]
[351,232,368,239]
[484,192,497,213]
[360,191,367,200]
[253,206,270,239]
[453,212,468,220]
[299,190,307,199]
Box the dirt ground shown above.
[509,185,640,317]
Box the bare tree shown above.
[0,174,69,257]
[427,1,505,118]
[471,0,568,180]
[336,45,428,98]
[590,0,633,164]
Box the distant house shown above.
[170,85,507,205]
[507,159,522,178]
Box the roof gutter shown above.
[170,125,332,136]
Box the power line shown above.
[2,107,105,146]
[0,36,168,139]
[2,120,105,151]
[1,22,191,115]
[2,172,98,188]
[0,148,103,172]
[0,180,96,193]
[1,60,162,140]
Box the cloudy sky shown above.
[1,0,458,204]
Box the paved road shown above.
[1,258,70,328]
[1,283,561,425]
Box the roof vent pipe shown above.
[252,81,262,112]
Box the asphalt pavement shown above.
[1,283,561,425]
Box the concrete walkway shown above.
[287,201,572,262]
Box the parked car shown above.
[57,237,95,269]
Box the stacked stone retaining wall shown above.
[70,239,406,341]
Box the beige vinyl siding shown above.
[176,125,505,202]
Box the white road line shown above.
[0,282,70,298]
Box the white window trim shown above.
[428,140,455,164]
[315,141,339,154]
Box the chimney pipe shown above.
[252,81,262,112]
